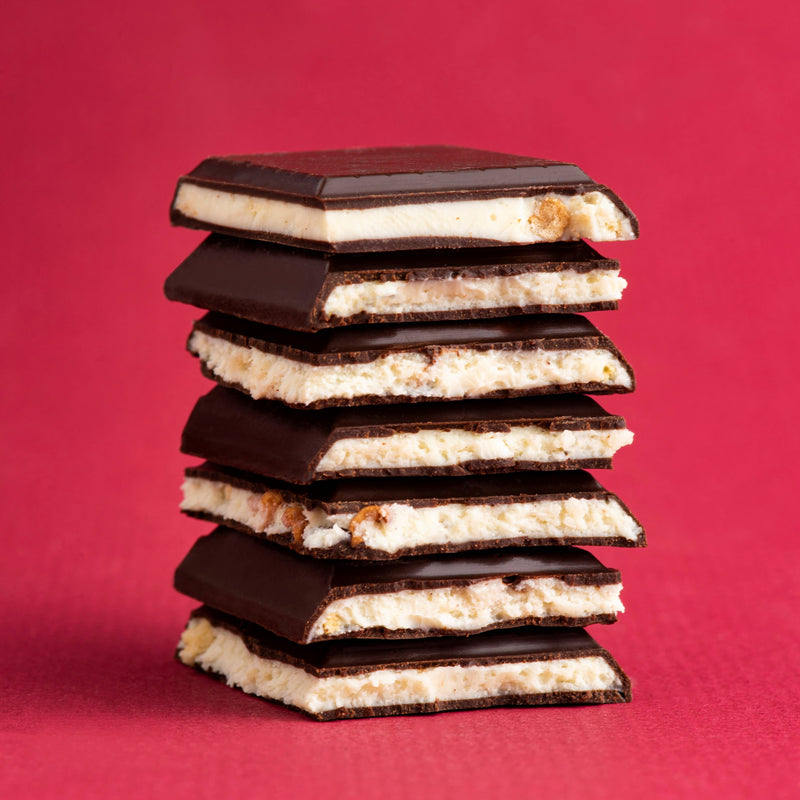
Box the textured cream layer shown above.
[174,184,635,244]
[189,331,632,405]
[181,476,642,553]
[316,427,634,474]
[181,477,351,549]
[323,269,626,319]
[310,578,623,640]
[179,616,622,715]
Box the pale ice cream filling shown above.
[309,578,623,641]
[323,269,627,319]
[178,616,624,715]
[188,331,633,405]
[173,184,635,244]
[181,477,643,553]
[315,426,634,474]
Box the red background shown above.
[3,1,798,797]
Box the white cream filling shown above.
[310,578,622,640]
[189,331,632,405]
[323,270,626,319]
[181,477,642,553]
[174,184,635,244]
[178,616,622,715]
[316,426,634,474]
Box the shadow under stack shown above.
[165,145,643,720]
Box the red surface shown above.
[3,1,798,797]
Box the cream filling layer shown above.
[178,616,622,715]
[310,578,623,640]
[323,270,626,319]
[316,427,634,474]
[189,331,633,405]
[181,477,643,553]
[174,184,635,244]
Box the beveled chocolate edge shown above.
[171,211,632,254]
[184,461,612,509]
[178,147,592,199]
[191,311,629,364]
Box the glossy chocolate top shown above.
[175,528,619,643]
[185,461,610,507]
[190,605,612,674]
[192,311,624,364]
[180,387,626,484]
[165,235,619,331]
[179,146,591,201]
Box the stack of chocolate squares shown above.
[165,146,643,720]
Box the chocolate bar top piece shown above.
[188,604,626,674]
[180,386,630,484]
[165,235,622,331]
[174,528,621,643]
[170,145,638,252]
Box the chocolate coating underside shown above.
[165,235,619,331]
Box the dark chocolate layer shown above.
[177,147,595,204]
[174,527,621,644]
[180,386,628,484]
[183,462,646,557]
[187,461,614,509]
[165,235,620,331]
[191,311,628,363]
[181,606,631,719]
